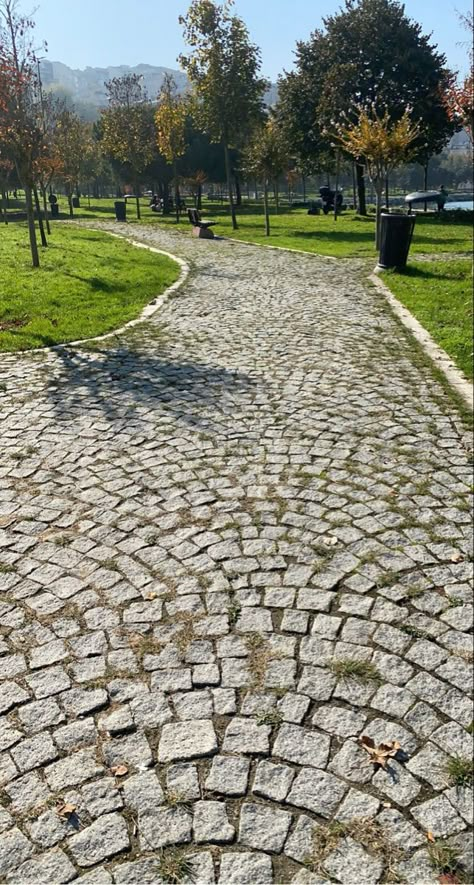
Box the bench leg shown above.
[197,226,214,239]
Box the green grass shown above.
[328,658,381,682]
[445,754,473,788]
[382,259,473,379]
[15,195,471,258]
[0,223,179,351]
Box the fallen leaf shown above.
[426,831,435,843]
[144,592,157,599]
[450,552,463,563]
[359,735,401,768]
[324,536,338,547]
[57,802,76,817]
[111,764,129,777]
[439,875,460,884]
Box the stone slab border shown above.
[370,270,473,411]
[15,232,190,354]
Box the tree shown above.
[335,105,419,247]
[155,74,188,222]
[0,0,43,265]
[278,0,454,215]
[100,74,154,219]
[444,11,473,146]
[179,0,267,229]
[242,119,289,236]
[54,106,92,215]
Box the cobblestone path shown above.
[0,223,472,884]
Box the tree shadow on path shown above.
[46,344,254,435]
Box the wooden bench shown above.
[188,208,217,239]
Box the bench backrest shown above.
[188,208,200,225]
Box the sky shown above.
[32,0,472,81]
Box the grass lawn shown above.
[382,259,473,379]
[59,196,473,259]
[0,223,179,351]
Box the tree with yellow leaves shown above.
[334,105,419,247]
[242,118,289,236]
[155,74,188,222]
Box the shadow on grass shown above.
[390,264,469,282]
[45,344,254,433]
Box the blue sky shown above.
[34,0,472,80]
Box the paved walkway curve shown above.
[0,222,472,885]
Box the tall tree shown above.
[100,74,154,219]
[242,119,289,236]
[155,73,188,222]
[179,0,267,229]
[444,11,473,146]
[277,0,454,215]
[0,0,43,265]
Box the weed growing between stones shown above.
[445,755,473,788]
[227,600,242,626]
[157,848,195,883]
[329,659,381,683]
[427,841,465,882]
[245,633,272,689]
[255,709,284,727]
[305,818,403,882]
[164,792,193,813]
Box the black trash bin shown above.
[50,203,59,219]
[378,212,416,269]
[114,200,127,222]
[72,196,80,208]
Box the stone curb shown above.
[370,269,473,411]
[12,232,190,355]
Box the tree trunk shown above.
[41,186,51,235]
[274,181,279,213]
[352,163,357,210]
[1,189,7,224]
[375,183,383,249]
[33,187,48,247]
[24,184,40,267]
[135,178,141,220]
[423,161,429,212]
[197,184,202,210]
[234,173,241,206]
[302,175,306,204]
[385,175,389,210]
[334,151,340,223]
[223,142,237,230]
[254,177,258,201]
[356,163,366,215]
[173,161,180,223]
[67,186,74,217]
[263,180,270,236]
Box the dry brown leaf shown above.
[111,764,129,777]
[359,735,401,768]
[56,802,76,817]
[450,552,463,563]
[426,831,436,842]
[439,875,460,884]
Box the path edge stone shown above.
[370,270,473,411]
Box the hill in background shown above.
[39,59,278,120]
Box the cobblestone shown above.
[0,222,472,882]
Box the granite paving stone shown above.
[1,221,472,883]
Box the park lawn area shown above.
[0,223,179,351]
[67,197,472,258]
[382,259,473,380]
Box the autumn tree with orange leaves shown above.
[0,0,44,265]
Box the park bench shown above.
[188,208,217,239]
